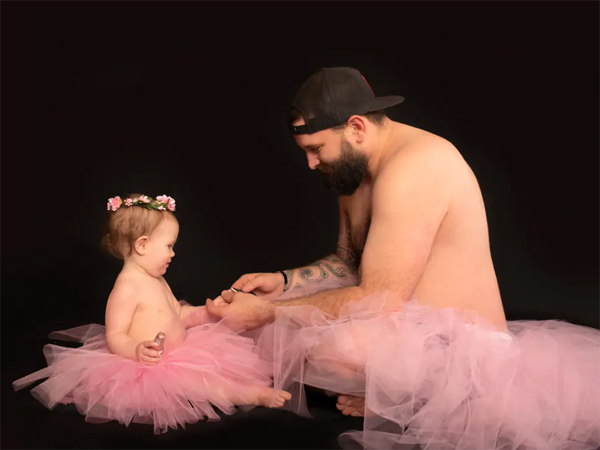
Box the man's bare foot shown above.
[256,387,292,408]
[336,394,365,417]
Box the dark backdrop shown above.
[2,2,598,449]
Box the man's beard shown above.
[320,137,368,197]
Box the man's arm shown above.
[275,284,365,317]
[280,201,357,294]
[275,147,452,317]
[282,254,356,292]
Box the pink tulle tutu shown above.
[13,321,273,434]
[257,291,600,450]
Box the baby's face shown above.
[145,215,179,277]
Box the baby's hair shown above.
[102,193,177,260]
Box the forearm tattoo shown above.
[283,213,363,291]
[337,212,363,271]
[284,255,355,290]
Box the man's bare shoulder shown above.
[380,125,466,184]
[394,122,455,148]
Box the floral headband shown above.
[107,195,176,212]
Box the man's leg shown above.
[307,329,374,417]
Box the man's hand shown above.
[231,272,285,300]
[205,290,276,331]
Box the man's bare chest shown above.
[340,188,372,270]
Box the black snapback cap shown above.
[289,67,404,135]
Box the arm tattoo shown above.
[284,254,355,290]
[282,213,362,291]
[298,255,354,283]
[322,254,355,278]
[337,212,362,271]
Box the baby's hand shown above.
[136,340,162,365]
[212,296,227,307]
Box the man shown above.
[206,66,508,412]
[206,68,599,450]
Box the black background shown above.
[2,2,598,449]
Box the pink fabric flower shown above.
[156,195,176,211]
[125,198,133,206]
[108,196,122,211]
[158,205,165,211]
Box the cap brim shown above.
[369,95,405,112]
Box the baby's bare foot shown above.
[336,394,365,417]
[256,387,292,408]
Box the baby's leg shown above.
[206,376,291,409]
[224,384,292,408]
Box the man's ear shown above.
[346,115,367,144]
[134,236,149,255]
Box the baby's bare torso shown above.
[125,276,187,353]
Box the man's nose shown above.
[306,153,320,170]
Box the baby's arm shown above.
[159,277,218,328]
[105,283,143,361]
[180,305,218,328]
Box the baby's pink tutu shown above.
[257,291,600,449]
[13,321,273,434]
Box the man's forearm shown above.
[282,254,357,293]
[275,285,364,318]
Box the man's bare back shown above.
[341,122,507,330]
